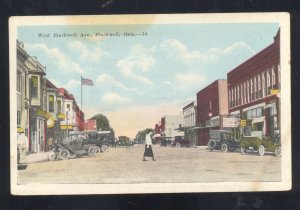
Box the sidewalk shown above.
[26,151,52,164]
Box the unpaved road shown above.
[18,144,281,184]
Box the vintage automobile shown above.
[50,131,100,160]
[160,137,173,147]
[240,132,281,156]
[208,130,240,152]
[84,131,112,152]
[173,136,191,148]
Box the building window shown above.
[57,100,62,114]
[30,75,38,98]
[254,77,257,100]
[49,95,54,112]
[247,80,250,102]
[17,71,21,93]
[272,67,276,89]
[245,107,263,119]
[258,75,261,99]
[237,86,240,106]
[251,78,254,101]
[262,72,266,98]
[243,84,246,104]
[278,64,281,87]
[17,111,21,126]
[241,84,243,105]
[267,69,271,95]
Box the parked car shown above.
[240,132,281,156]
[52,131,100,160]
[208,130,240,152]
[160,137,173,147]
[173,136,191,148]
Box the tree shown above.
[135,128,154,144]
[91,113,115,138]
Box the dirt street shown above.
[18,144,281,184]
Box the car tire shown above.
[274,146,281,157]
[241,147,246,155]
[258,145,265,156]
[88,146,97,157]
[208,140,216,150]
[48,151,57,161]
[175,142,181,148]
[59,149,70,160]
[221,143,228,153]
[101,144,109,152]
[94,146,101,154]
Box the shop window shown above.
[30,76,38,98]
[49,95,54,112]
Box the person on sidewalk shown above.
[143,131,156,161]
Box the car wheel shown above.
[241,147,246,155]
[94,146,101,154]
[221,143,228,153]
[258,145,265,156]
[88,146,97,157]
[274,146,281,157]
[59,149,70,160]
[208,140,216,150]
[101,144,109,152]
[48,151,57,161]
[175,142,181,148]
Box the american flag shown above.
[81,77,94,86]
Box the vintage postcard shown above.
[9,13,291,195]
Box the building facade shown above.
[227,29,280,139]
[182,102,198,146]
[160,115,184,140]
[196,79,229,145]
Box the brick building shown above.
[227,29,280,139]
[196,79,229,145]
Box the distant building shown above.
[182,101,198,146]
[161,115,184,140]
[227,29,280,138]
[58,88,85,132]
[196,79,229,145]
[85,119,97,131]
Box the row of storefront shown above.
[17,40,86,153]
[153,29,281,146]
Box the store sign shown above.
[17,127,24,133]
[36,108,47,118]
[223,117,239,128]
[271,89,280,95]
[60,125,73,130]
[58,114,66,119]
[47,118,55,128]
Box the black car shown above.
[208,130,240,152]
[160,137,173,147]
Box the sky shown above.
[18,23,279,138]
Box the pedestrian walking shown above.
[143,131,156,161]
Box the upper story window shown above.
[17,71,21,93]
[278,64,281,86]
[271,67,276,88]
[237,86,240,106]
[254,77,257,100]
[57,100,62,114]
[258,75,261,98]
[48,95,54,112]
[243,82,247,104]
[267,69,271,95]
[240,84,243,105]
[262,72,266,98]
[247,80,250,102]
[30,75,38,98]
